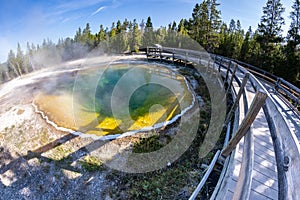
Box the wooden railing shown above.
[215,57,300,200]
[224,57,300,109]
[145,46,300,200]
[147,46,300,111]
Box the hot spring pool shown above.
[33,63,195,138]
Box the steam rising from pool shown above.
[33,62,196,140]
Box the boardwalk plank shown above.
[250,189,274,200]
[251,179,278,200]
[252,169,278,191]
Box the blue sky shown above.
[0,0,293,62]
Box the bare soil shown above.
[0,56,219,200]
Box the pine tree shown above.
[257,0,285,44]
[178,19,189,36]
[227,19,237,57]
[16,43,28,74]
[74,27,82,43]
[165,22,178,47]
[116,20,122,34]
[189,0,221,51]
[122,19,129,31]
[233,20,244,59]
[108,22,119,53]
[207,0,222,51]
[189,2,209,48]
[142,17,155,47]
[26,42,32,56]
[217,23,229,56]
[82,23,94,48]
[285,0,300,84]
[129,19,142,52]
[155,26,167,45]
[288,0,300,46]
[115,21,128,53]
[98,25,107,42]
[229,19,236,32]
[7,50,20,77]
[110,22,116,38]
[140,19,145,33]
[95,25,108,49]
[257,0,285,72]
[239,27,252,62]
[171,21,177,31]
[216,19,244,58]
[25,42,34,72]
[146,17,153,29]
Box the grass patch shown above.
[49,146,73,161]
[80,156,103,172]
[40,128,50,145]
[133,135,171,153]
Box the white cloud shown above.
[91,6,106,16]
[55,0,105,14]
[62,18,71,23]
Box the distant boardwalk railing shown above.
[145,46,300,200]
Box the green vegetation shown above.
[50,146,73,161]
[80,156,103,172]
[106,110,224,199]
[132,135,171,153]
[103,65,221,199]
[0,0,299,87]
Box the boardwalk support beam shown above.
[225,73,250,124]
[221,90,268,157]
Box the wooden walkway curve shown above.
[214,63,279,200]
[145,47,300,200]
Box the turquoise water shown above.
[34,63,194,137]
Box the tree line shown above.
[0,0,299,87]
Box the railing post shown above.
[211,56,216,77]
[159,48,162,62]
[275,78,282,91]
[218,57,223,72]
[185,52,188,67]
[221,90,268,157]
[206,57,211,73]
[225,73,250,124]
[199,53,202,65]
[224,61,232,82]
[225,63,238,94]
[147,47,150,60]
[172,48,175,64]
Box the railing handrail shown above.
[146,46,300,108]
[146,46,300,200]
[216,55,300,200]
[214,55,300,105]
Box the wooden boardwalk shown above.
[262,82,300,145]
[215,70,279,199]
[145,47,300,199]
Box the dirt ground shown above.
[0,56,217,200]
